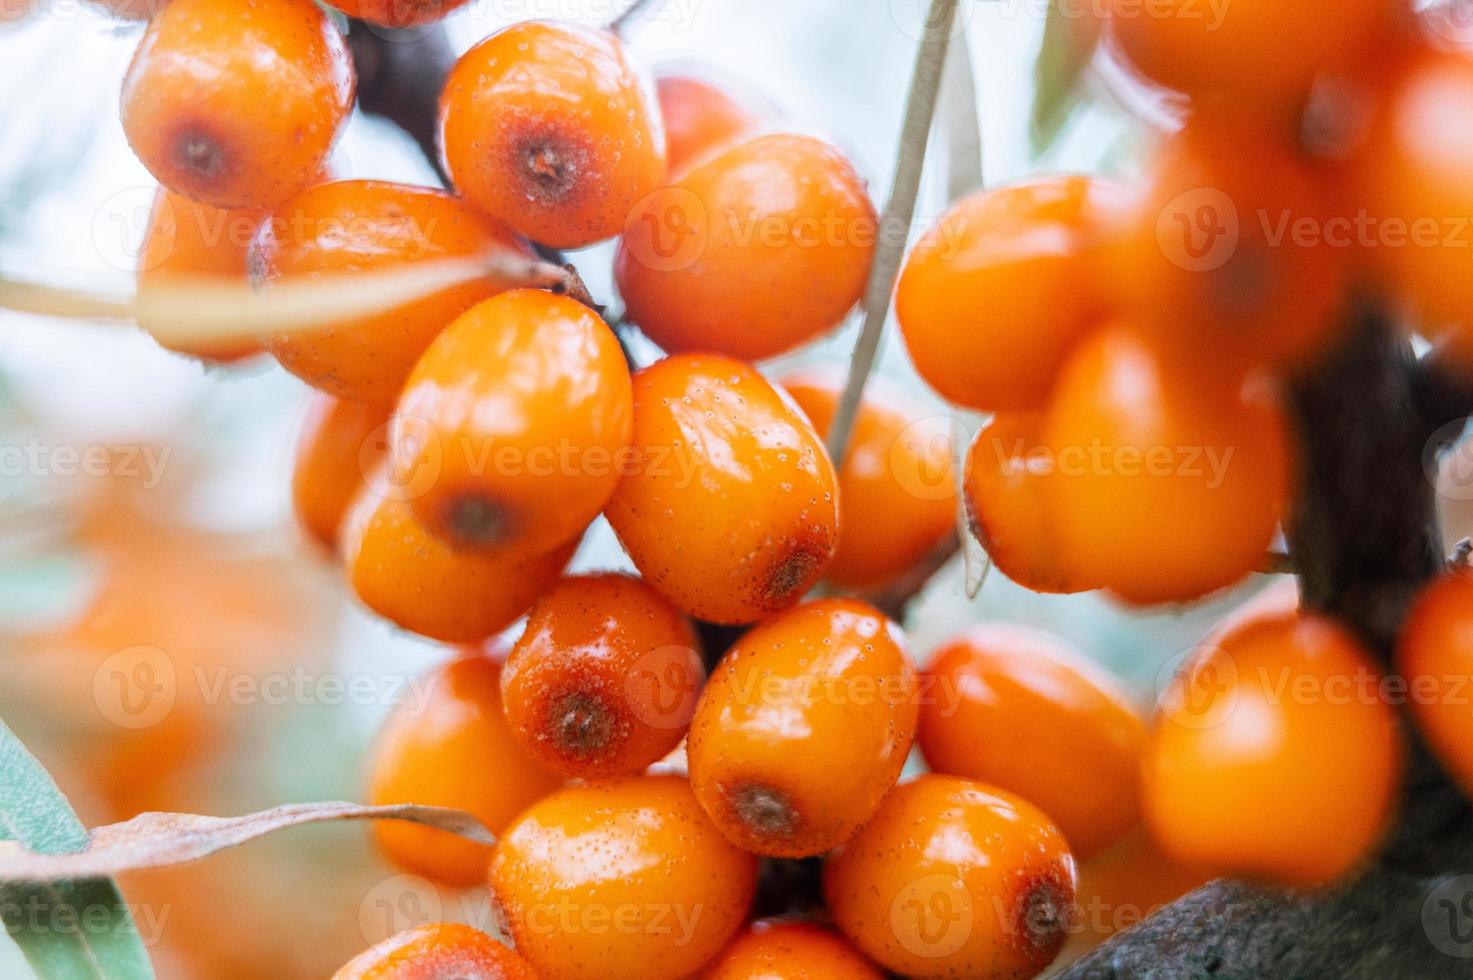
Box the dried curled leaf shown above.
[0,802,492,882]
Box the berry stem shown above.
[608,0,665,36]
[826,0,961,468]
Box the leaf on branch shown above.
[0,802,493,882]
[1029,0,1103,159]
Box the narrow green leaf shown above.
[0,719,154,980]
[1029,0,1103,159]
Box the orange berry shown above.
[824,774,1078,980]
[687,598,919,857]
[121,0,354,209]
[896,175,1119,412]
[342,486,578,644]
[1061,831,1207,958]
[705,919,882,979]
[655,71,761,176]
[1398,568,1473,799]
[615,134,876,360]
[1145,610,1401,887]
[605,354,839,624]
[367,652,562,887]
[136,188,267,362]
[1104,0,1390,105]
[962,413,1095,595]
[489,775,758,980]
[323,0,470,28]
[781,371,956,589]
[1109,113,1347,374]
[916,623,1147,860]
[393,289,631,558]
[251,180,533,406]
[1042,324,1291,605]
[333,923,536,980]
[290,393,388,552]
[501,572,704,777]
[439,21,665,249]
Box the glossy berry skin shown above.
[343,486,578,644]
[782,372,956,589]
[290,393,388,552]
[655,71,761,176]
[896,175,1118,412]
[1398,569,1473,800]
[688,598,919,858]
[394,289,631,558]
[501,573,704,777]
[917,623,1147,860]
[616,134,876,360]
[1109,113,1346,375]
[252,180,533,406]
[333,923,536,980]
[1042,324,1291,605]
[705,919,882,979]
[489,775,758,980]
[1146,611,1401,888]
[321,0,471,28]
[605,355,839,624]
[1105,0,1389,106]
[963,413,1093,595]
[439,21,665,249]
[824,775,1078,980]
[136,188,267,362]
[368,653,562,888]
[121,0,354,210]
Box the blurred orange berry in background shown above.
[615,134,876,360]
[824,774,1078,980]
[333,922,536,979]
[1058,831,1209,963]
[393,289,631,559]
[1145,610,1401,888]
[121,0,354,209]
[1398,568,1473,801]
[1042,323,1292,605]
[501,572,704,778]
[252,180,535,407]
[605,354,839,624]
[490,775,758,980]
[896,174,1120,412]
[655,70,762,176]
[291,393,388,553]
[917,623,1147,860]
[688,598,918,857]
[781,372,956,590]
[704,918,883,979]
[439,21,666,249]
[367,651,562,888]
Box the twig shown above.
[942,30,983,201]
[348,22,455,185]
[826,0,961,466]
[1260,550,1296,575]
[608,0,665,36]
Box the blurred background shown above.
[0,0,1422,975]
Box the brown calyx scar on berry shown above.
[510,125,594,206]
[549,690,615,756]
[727,782,798,838]
[762,534,832,607]
[169,123,234,182]
[442,493,512,548]
[1012,866,1075,955]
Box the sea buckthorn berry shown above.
[615,134,876,361]
[439,21,665,249]
[120,0,354,210]
[367,653,561,888]
[1105,0,1390,106]
[1398,568,1473,799]
[322,0,470,28]
[781,371,956,590]
[605,354,839,624]
[290,393,388,552]
[136,188,267,363]
[500,572,704,777]
[1145,610,1401,887]
[687,598,919,857]
[333,923,537,980]
[1109,112,1346,374]
[896,175,1119,412]
[916,623,1147,860]
[251,180,534,406]
[343,485,578,644]
[1042,323,1291,605]
[1062,831,1207,959]
[963,413,1095,595]
[824,774,1078,980]
[655,71,761,176]
[392,289,631,557]
[489,775,758,980]
[705,919,882,979]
